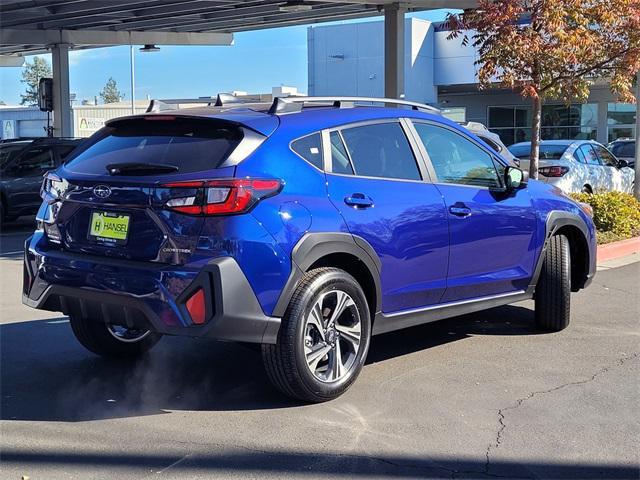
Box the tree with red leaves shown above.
[447,0,640,179]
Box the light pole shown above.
[130,45,135,115]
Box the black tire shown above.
[581,185,593,194]
[262,268,371,403]
[535,234,571,332]
[69,315,161,358]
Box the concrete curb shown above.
[597,237,640,264]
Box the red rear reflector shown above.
[185,288,206,325]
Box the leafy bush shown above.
[571,191,640,239]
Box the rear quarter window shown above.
[64,118,243,175]
[291,133,323,169]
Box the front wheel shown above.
[534,234,571,331]
[262,268,371,403]
[69,315,161,357]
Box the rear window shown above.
[508,144,568,160]
[64,119,243,175]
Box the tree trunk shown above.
[529,95,542,180]
[634,71,640,200]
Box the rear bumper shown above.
[22,233,280,344]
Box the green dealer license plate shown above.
[89,211,130,245]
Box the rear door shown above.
[324,119,449,313]
[49,117,245,265]
[410,120,537,302]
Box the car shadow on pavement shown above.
[1,305,539,422]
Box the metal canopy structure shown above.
[0,0,477,136]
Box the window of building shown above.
[413,122,501,188]
[607,103,636,142]
[291,133,323,170]
[340,123,421,181]
[441,107,466,123]
[488,104,598,146]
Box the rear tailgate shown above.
[44,116,260,265]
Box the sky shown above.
[0,10,454,106]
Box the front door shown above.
[411,121,538,303]
[324,121,449,314]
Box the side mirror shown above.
[505,166,526,191]
[617,159,629,169]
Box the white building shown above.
[308,18,637,146]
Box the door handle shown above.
[449,203,472,217]
[344,193,374,209]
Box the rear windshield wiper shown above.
[106,162,179,176]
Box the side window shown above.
[340,122,421,181]
[594,145,618,167]
[329,131,354,175]
[413,122,501,188]
[581,145,601,165]
[573,147,587,164]
[16,147,55,175]
[291,133,323,170]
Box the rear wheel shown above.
[69,315,161,357]
[262,268,371,403]
[581,185,593,194]
[534,234,571,332]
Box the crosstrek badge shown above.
[89,212,130,242]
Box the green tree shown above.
[447,0,640,180]
[20,56,52,106]
[99,77,124,104]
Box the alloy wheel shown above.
[303,289,362,382]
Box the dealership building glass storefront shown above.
[486,103,635,146]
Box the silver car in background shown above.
[508,140,634,194]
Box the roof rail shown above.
[145,93,254,113]
[268,96,441,115]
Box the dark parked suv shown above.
[1,137,83,224]
[23,96,596,402]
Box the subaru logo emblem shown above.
[93,185,112,199]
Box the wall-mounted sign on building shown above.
[2,119,16,139]
[78,117,104,132]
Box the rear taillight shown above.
[162,178,282,216]
[539,166,569,177]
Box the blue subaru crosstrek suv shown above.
[23,96,596,402]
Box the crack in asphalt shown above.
[484,352,640,478]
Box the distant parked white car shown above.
[508,140,635,194]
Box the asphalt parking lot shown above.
[1,218,638,479]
